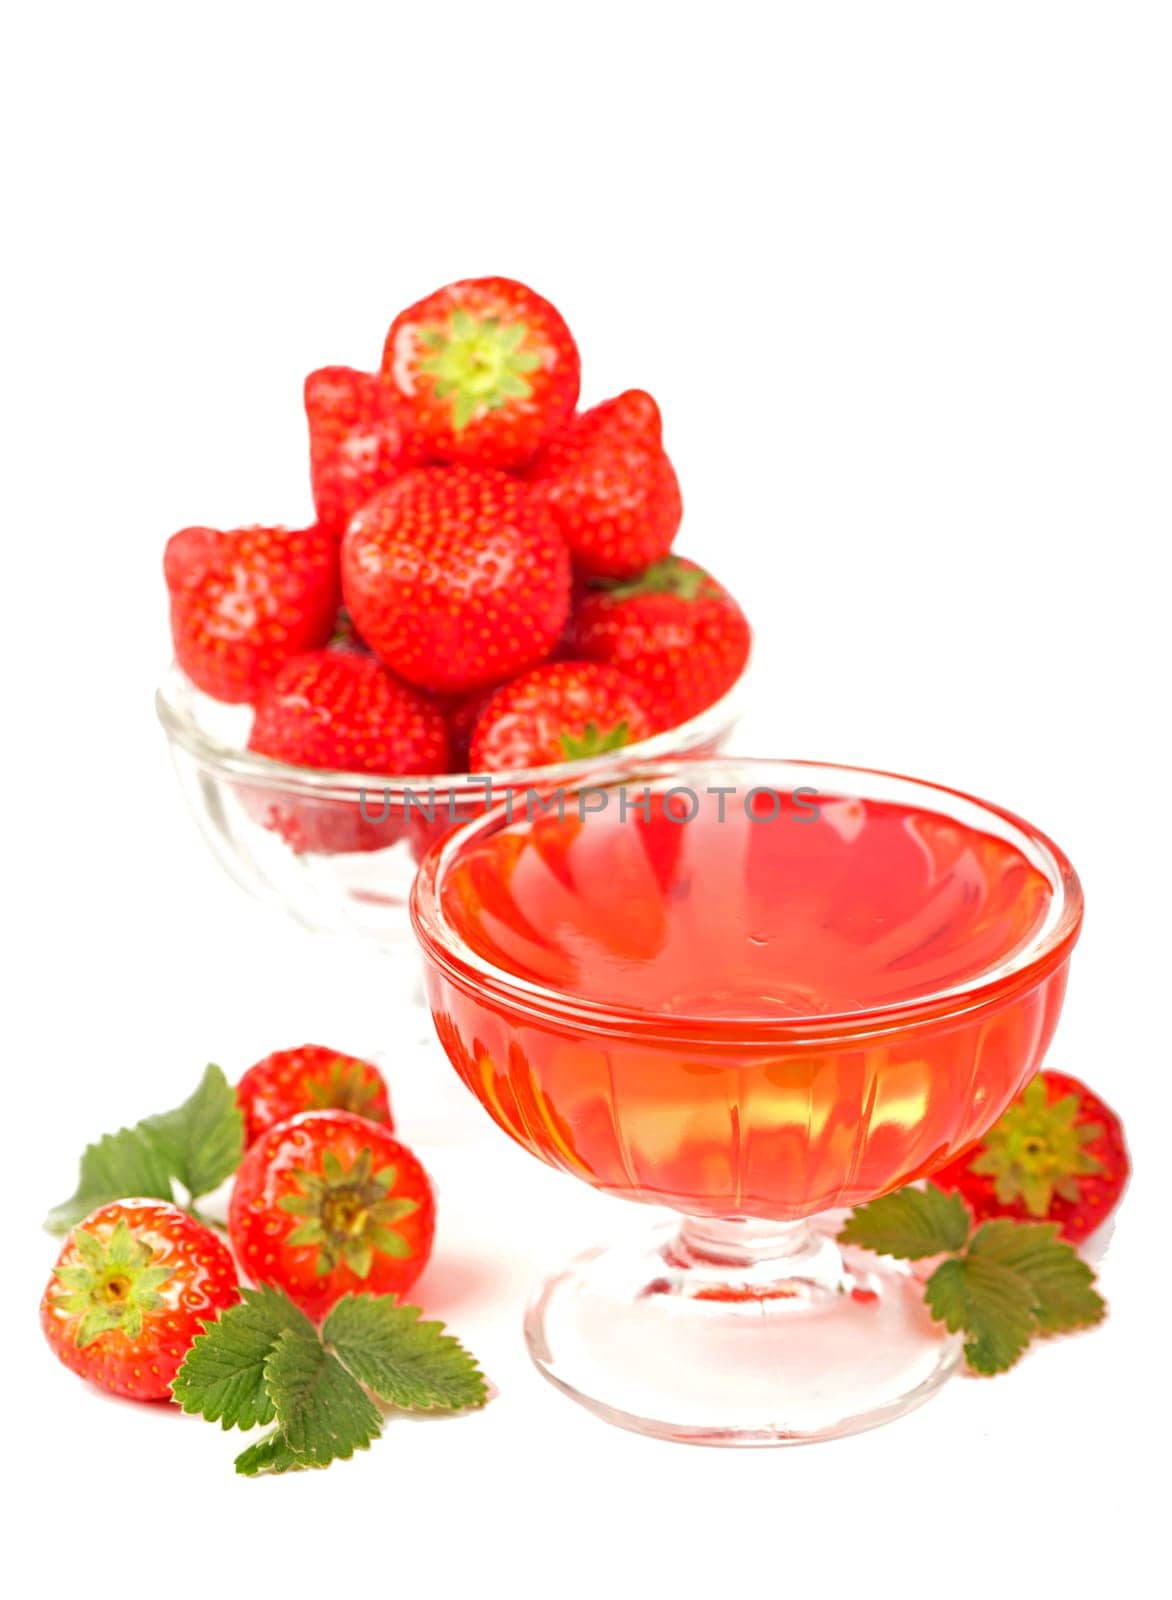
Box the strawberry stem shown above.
[417,309,541,431]
[277,1147,418,1278]
[597,557,709,603]
[968,1077,1104,1217]
[304,1060,388,1122]
[559,720,632,761]
[49,1219,175,1348]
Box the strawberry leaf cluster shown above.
[840,1182,1105,1374]
[173,1285,487,1475]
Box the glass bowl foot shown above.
[524,1214,961,1446]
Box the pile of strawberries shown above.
[42,1046,437,1401]
[165,276,751,792]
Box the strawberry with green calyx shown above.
[468,660,655,772]
[930,1071,1129,1243]
[341,465,572,694]
[173,1285,488,1476]
[236,1046,393,1147]
[524,389,683,579]
[568,555,750,730]
[229,1111,435,1320]
[164,523,340,704]
[41,1201,240,1400]
[382,276,580,468]
[839,1182,1106,1375]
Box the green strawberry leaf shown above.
[45,1064,244,1232]
[838,1182,971,1259]
[967,1219,1106,1336]
[263,1328,383,1468]
[230,1427,307,1472]
[178,1285,491,1476]
[323,1294,489,1412]
[842,1176,1108,1378]
[172,1286,316,1430]
[924,1253,1038,1375]
[140,1064,244,1203]
[44,1125,176,1233]
[234,1428,307,1477]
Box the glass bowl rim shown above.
[154,660,748,799]
[409,755,1084,1046]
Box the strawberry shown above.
[341,465,571,694]
[468,660,655,772]
[164,523,340,704]
[524,390,683,578]
[41,1201,240,1401]
[236,1045,393,1147]
[931,1070,1130,1243]
[229,1111,435,1320]
[381,276,580,468]
[245,650,449,854]
[304,365,426,539]
[567,556,751,730]
[247,649,449,775]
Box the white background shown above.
[5,3,1170,1594]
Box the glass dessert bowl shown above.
[411,758,1084,1444]
[155,665,744,944]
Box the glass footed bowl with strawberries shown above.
[156,276,750,946]
[411,758,1084,1445]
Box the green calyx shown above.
[969,1077,1104,1217]
[598,557,709,604]
[304,1060,387,1123]
[278,1148,418,1279]
[559,720,632,761]
[417,309,541,431]
[51,1219,175,1348]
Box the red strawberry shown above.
[41,1201,240,1401]
[341,465,571,694]
[567,556,751,730]
[304,366,426,539]
[164,523,340,704]
[381,277,580,468]
[229,1111,435,1320]
[524,390,683,578]
[247,649,449,775]
[468,660,655,772]
[245,650,449,854]
[931,1070,1130,1243]
[237,1045,393,1147]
